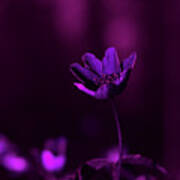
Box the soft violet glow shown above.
[3,154,28,172]
[104,18,138,52]
[136,176,146,180]
[106,148,119,163]
[53,0,87,41]
[136,176,156,180]
[41,150,66,172]
[106,146,129,163]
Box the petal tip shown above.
[123,52,137,70]
[105,47,116,54]
[130,52,137,68]
[70,62,78,69]
[81,52,95,64]
[69,63,77,72]
[74,82,96,97]
[73,82,82,88]
[82,52,94,58]
[130,51,137,59]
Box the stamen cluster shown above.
[94,73,120,86]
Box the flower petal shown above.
[102,47,121,74]
[74,83,111,100]
[95,84,110,99]
[70,63,98,84]
[112,71,131,96]
[74,83,96,97]
[122,52,137,71]
[82,53,102,75]
[112,71,127,86]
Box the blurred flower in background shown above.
[0,135,29,173]
[41,137,67,172]
[2,154,28,173]
[0,135,68,178]
[41,150,66,172]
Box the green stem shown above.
[111,98,122,180]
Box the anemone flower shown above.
[70,47,136,99]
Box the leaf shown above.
[122,154,167,179]
[61,155,167,180]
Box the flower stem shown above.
[111,98,122,180]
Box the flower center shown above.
[94,73,120,86]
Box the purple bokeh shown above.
[2,154,28,173]
[41,150,66,172]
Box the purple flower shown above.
[2,154,28,173]
[70,47,136,99]
[0,135,29,174]
[41,149,66,172]
[41,137,67,172]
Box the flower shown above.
[41,150,66,172]
[41,137,67,172]
[2,154,28,173]
[70,47,137,99]
[0,135,29,173]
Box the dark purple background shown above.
[0,0,179,179]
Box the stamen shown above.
[93,78,97,82]
[102,74,106,78]
[113,73,119,78]
[107,76,112,80]
[97,72,121,85]
[100,79,105,84]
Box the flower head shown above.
[70,47,136,99]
